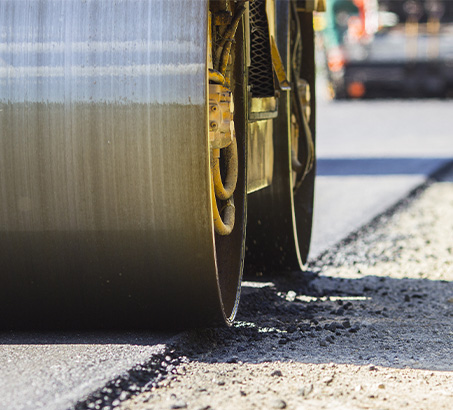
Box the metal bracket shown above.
[270,36,291,91]
[209,84,235,149]
[296,0,326,13]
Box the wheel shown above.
[207,1,248,326]
[245,1,316,273]
[0,0,246,328]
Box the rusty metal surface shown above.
[0,0,241,328]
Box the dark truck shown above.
[322,0,453,98]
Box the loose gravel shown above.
[113,167,453,410]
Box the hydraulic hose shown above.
[211,176,235,236]
[211,136,238,201]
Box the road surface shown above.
[311,95,453,257]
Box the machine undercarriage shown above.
[0,0,322,328]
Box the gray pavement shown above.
[310,96,453,258]
[0,333,173,410]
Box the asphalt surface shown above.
[0,333,174,410]
[1,95,452,410]
[310,95,453,257]
[120,161,453,408]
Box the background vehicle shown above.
[322,0,453,98]
[0,0,323,328]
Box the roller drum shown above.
[0,0,245,328]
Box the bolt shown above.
[210,121,218,130]
[210,104,218,112]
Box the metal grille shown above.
[249,0,275,98]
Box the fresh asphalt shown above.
[1,93,452,410]
[311,94,453,257]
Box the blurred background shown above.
[316,0,453,99]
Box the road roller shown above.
[0,0,323,328]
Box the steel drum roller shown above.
[0,0,246,328]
